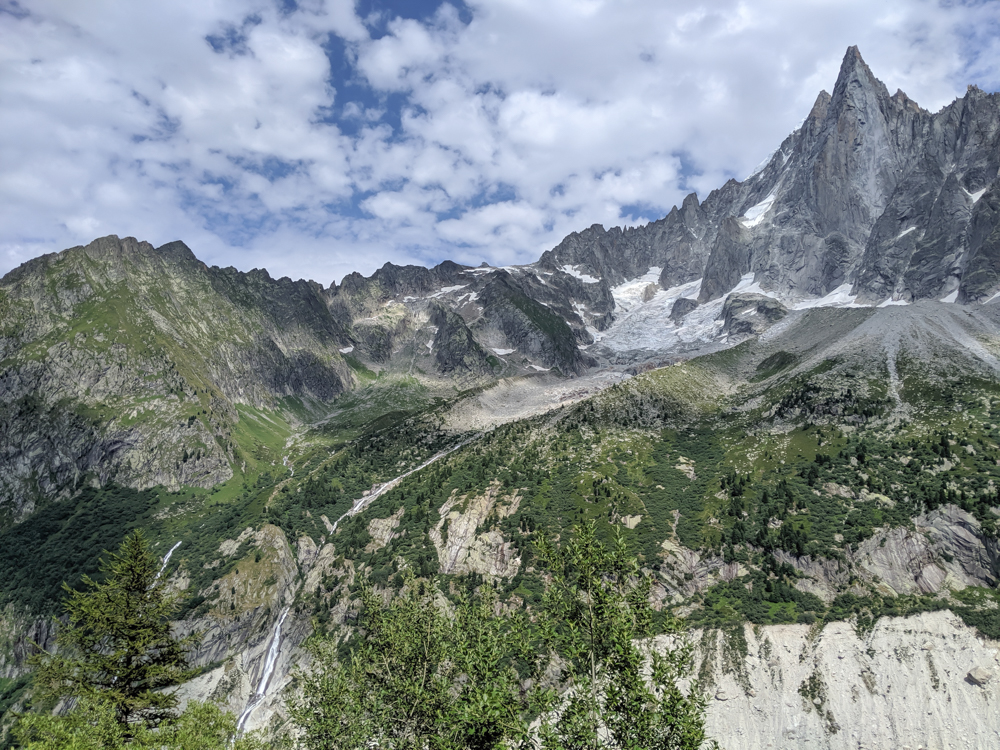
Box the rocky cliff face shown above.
[0,235,355,515]
[701,47,1000,306]
[532,47,1000,312]
[689,610,1000,750]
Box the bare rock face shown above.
[677,610,1000,750]
[668,297,699,323]
[430,304,498,379]
[523,46,999,310]
[720,293,788,336]
[429,482,521,578]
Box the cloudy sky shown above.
[2,0,998,284]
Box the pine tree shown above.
[31,530,199,733]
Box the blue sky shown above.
[1,0,998,284]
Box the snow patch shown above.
[593,276,721,352]
[429,285,467,298]
[741,194,776,227]
[338,346,354,354]
[940,289,959,304]
[791,284,862,310]
[492,348,515,356]
[560,265,600,284]
[965,187,988,204]
[611,267,665,312]
[528,365,551,371]
[895,227,917,240]
[730,273,764,295]
[426,339,434,350]
[878,298,910,307]
[594,272,872,355]
[747,148,779,179]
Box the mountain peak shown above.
[833,45,883,93]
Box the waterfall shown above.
[155,541,182,581]
[236,607,290,733]
[328,435,478,534]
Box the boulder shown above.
[967,666,993,686]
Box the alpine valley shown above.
[4,47,1000,749]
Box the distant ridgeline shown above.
[2,45,1000,744]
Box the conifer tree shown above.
[31,530,199,733]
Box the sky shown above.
[2,1,999,285]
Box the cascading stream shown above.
[329,435,478,533]
[236,607,290,733]
[155,541,182,580]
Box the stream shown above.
[329,434,479,533]
[155,541,182,580]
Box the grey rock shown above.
[669,297,699,323]
[720,293,788,336]
[699,218,750,303]
[966,666,993,686]
[430,304,498,379]
[476,272,591,375]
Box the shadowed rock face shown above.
[429,304,497,379]
[476,272,593,375]
[669,297,699,323]
[720,293,788,337]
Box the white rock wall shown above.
[675,611,1000,750]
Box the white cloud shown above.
[1,0,997,284]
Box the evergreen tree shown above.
[30,530,199,733]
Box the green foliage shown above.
[688,568,825,628]
[13,699,268,750]
[0,485,161,614]
[951,587,1000,639]
[535,522,716,750]
[294,526,716,750]
[292,577,541,750]
[30,531,199,732]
